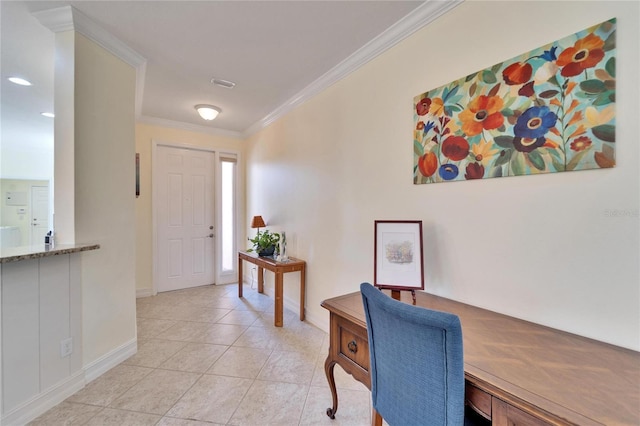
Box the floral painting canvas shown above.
[413,19,616,184]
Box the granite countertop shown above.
[0,243,100,263]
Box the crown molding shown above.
[138,116,244,140]
[243,0,463,137]
[33,5,147,117]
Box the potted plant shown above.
[248,229,280,257]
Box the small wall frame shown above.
[374,220,424,291]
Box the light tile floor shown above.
[30,283,372,425]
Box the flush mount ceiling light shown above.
[41,112,55,118]
[8,77,32,86]
[194,104,221,121]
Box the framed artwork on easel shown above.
[374,220,424,301]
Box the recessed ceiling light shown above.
[41,112,55,118]
[8,77,32,86]
[211,78,236,89]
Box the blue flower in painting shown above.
[438,164,459,180]
[423,120,436,133]
[514,106,558,139]
[540,46,558,62]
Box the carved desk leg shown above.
[324,355,338,419]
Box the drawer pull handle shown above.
[347,340,358,354]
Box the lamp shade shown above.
[251,215,266,228]
[195,104,221,120]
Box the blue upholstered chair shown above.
[361,282,477,426]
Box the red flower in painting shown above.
[441,136,470,161]
[502,62,533,85]
[465,162,484,180]
[556,33,605,77]
[459,95,505,137]
[416,97,431,116]
[417,152,438,177]
[570,136,593,152]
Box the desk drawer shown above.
[465,384,491,420]
[337,320,369,372]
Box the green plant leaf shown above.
[493,149,512,167]
[494,136,515,148]
[551,156,565,172]
[511,152,525,175]
[566,148,590,171]
[605,57,616,78]
[592,124,616,142]
[465,72,478,82]
[414,140,424,156]
[482,70,497,84]
[603,30,616,52]
[580,80,606,94]
[527,150,546,171]
[592,90,615,106]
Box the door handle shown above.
[208,234,214,238]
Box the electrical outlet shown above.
[60,337,73,357]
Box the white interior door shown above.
[30,185,49,245]
[157,145,215,292]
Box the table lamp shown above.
[251,215,266,237]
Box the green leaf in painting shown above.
[539,89,560,99]
[566,148,590,171]
[510,151,525,176]
[592,90,615,106]
[527,150,546,171]
[488,83,501,97]
[482,70,497,84]
[491,166,503,178]
[465,72,478,82]
[591,124,615,142]
[414,140,424,156]
[551,157,565,172]
[494,136,515,148]
[603,30,616,52]
[605,57,616,78]
[491,62,503,74]
[548,74,560,88]
[580,79,606,94]
[493,149,512,167]
[502,108,514,117]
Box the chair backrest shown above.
[360,282,465,426]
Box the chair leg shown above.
[371,407,383,426]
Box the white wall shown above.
[246,1,640,350]
[73,33,137,365]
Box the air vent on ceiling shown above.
[211,78,236,89]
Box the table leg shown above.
[274,272,283,327]
[258,267,264,293]
[299,265,306,321]
[324,356,338,419]
[238,257,243,297]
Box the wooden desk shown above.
[238,251,305,327]
[322,291,639,426]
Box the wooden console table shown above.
[322,291,639,425]
[238,251,305,327]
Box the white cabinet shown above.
[1,253,84,424]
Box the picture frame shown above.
[374,220,424,291]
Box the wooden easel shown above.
[390,289,417,305]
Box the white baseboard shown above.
[136,288,153,298]
[1,371,85,426]
[84,338,137,382]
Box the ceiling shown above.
[2,0,458,151]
